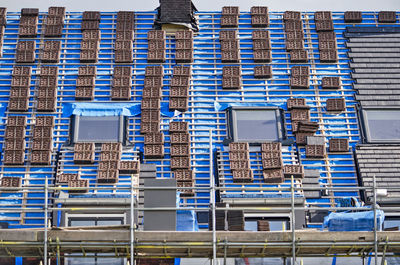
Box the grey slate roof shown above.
[355,145,400,200]
[346,27,400,107]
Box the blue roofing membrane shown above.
[0,10,398,228]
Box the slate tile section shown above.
[345,27,400,107]
[355,145,400,200]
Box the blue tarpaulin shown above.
[323,210,385,231]
[177,210,199,231]
[62,102,176,117]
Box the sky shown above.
[1,0,399,12]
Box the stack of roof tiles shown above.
[147,30,166,63]
[19,8,38,38]
[16,40,35,63]
[41,40,61,63]
[250,6,268,27]
[44,7,65,37]
[115,11,134,63]
[222,66,241,89]
[315,11,338,63]
[58,172,88,193]
[3,116,26,165]
[329,138,349,153]
[261,142,284,183]
[31,116,54,165]
[37,66,58,112]
[169,65,190,111]
[344,11,362,23]
[305,136,326,158]
[209,202,227,231]
[112,66,131,100]
[175,30,193,63]
[252,30,271,63]
[283,164,304,179]
[98,143,122,183]
[74,142,95,164]
[227,210,244,231]
[378,11,397,23]
[0,8,6,56]
[257,220,270,231]
[220,6,239,28]
[290,65,309,89]
[1,176,22,189]
[170,121,193,196]
[75,66,96,100]
[80,11,101,63]
[141,65,162,132]
[229,142,253,183]
[142,66,163,158]
[283,11,307,63]
[9,66,31,112]
[287,98,316,145]
[219,30,239,63]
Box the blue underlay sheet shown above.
[62,102,176,117]
[323,210,385,231]
[214,101,277,112]
[221,194,303,198]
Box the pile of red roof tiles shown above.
[9,66,31,112]
[41,40,61,63]
[142,66,164,158]
[31,116,54,165]
[229,142,253,183]
[111,66,131,100]
[37,66,58,112]
[222,66,241,89]
[16,40,35,63]
[252,30,271,63]
[170,121,193,196]
[169,65,191,112]
[115,11,134,63]
[80,11,101,63]
[250,6,268,28]
[19,8,38,38]
[175,30,193,63]
[75,66,96,100]
[98,143,122,183]
[147,30,166,63]
[221,6,239,28]
[44,7,65,37]
[283,11,308,63]
[0,8,6,56]
[315,11,338,63]
[261,142,284,183]
[3,116,26,165]
[219,30,239,63]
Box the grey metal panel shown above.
[140,164,157,172]
[306,136,325,145]
[355,79,400,84]
[348,52,400,58]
